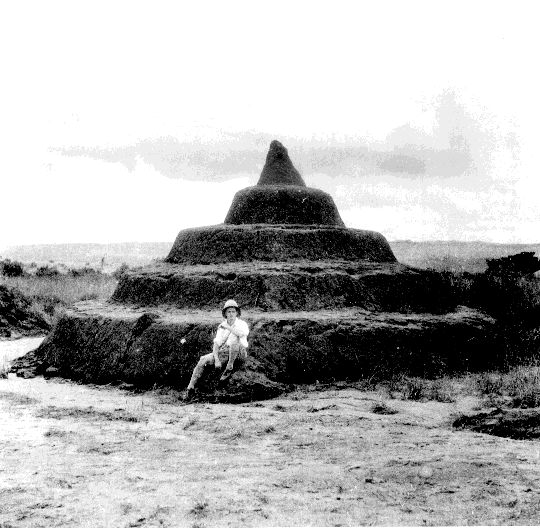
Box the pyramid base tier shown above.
[112,260,457,313]
[165,224,396,264]
[11,301,504,402]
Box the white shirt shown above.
[213,318,249,349]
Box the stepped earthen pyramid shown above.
[21,141,496,401]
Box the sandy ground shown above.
[0,337,45,368]
[1,339,540,527]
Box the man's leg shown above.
[220,344,248,381]
[186,352,214,391]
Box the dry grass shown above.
[189,500,209,517]
[0,274,116,307]
[378,368,540,409]
[472,364,540,408]
[371,402,398,415]
[0,273,117,325]
[35,405,143,422]
[0,359,9,379]
[0,391,40,406]
[390,241,539,273]
[381,375,456,403]
[44,427,68,438]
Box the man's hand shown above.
[214,357,222,369]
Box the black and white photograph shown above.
[1,1,539,526]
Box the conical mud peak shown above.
[257,140,306,186]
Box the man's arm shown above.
[212,341,221,368]
[219,320,248,338]
[212,327,229,368]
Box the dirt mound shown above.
[224,186,345,226]
[165,225,395,264]
[191,356,290,403]
[0,284,50,338]
[7,346,47,378]
[12,302,499,401]
[453,408,540,440]
[10,140,507,404]
[113,261,456,313]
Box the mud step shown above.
[14,301,498,401]
[112,260,458,313]
[165,224,395,265]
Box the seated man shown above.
[185,299,249,400]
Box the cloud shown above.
[377,153,426,175]
[372,90,519,183]
[340,184,520,243]
[56,135,265,181]
[54,133,376,182]
[54,90,518,191]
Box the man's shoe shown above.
[183,388,197,402]
[219,368,233,383]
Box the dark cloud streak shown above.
[54,90,516,187]
[377,152,426,175]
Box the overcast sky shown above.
[1,0,539,249]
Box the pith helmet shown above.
[222,299,241,317]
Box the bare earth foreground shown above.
[2,340,540,527]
